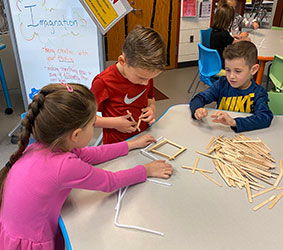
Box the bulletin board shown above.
[3,0,104,110]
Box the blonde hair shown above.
[0,83,96,206]
[122,26,166,70]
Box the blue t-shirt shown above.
[189,76,273,133]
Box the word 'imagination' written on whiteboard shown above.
[19,3,84,36]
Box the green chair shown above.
[271,26,283,31]
[269,55,283,91]
[268,55,283,115]
[268,90,283,115]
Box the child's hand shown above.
[144,160,173,179]
[194,108,208,120]
[232,34,242,40]
[115,113,137,133]
[141,107,156,125]
[211,111,236,127]
[252,21,259,30]
[127,134,156,150]
[240,32,249,38]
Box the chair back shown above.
[198,43,222,86]
[268,89,283,115]
[200,28,212,48]
[269,55,283,91]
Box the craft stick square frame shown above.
[147,138,187,160]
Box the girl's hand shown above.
[194,108,208,120]
[144,160,173,179]
[140,106,156,125]
[127,134,156,150]
[115,113,137,133]
[211,111,236,127]
[253,21,259,30]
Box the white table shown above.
[249,28,283,85]
[61,104,283,250]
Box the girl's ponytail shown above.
[0,92,46,207]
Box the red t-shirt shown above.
[91,63,154,144]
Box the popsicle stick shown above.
[245,179,253,203]
[274,163,283,187]
[166,139,184,149]
[196,151,218,159]
[192,157,200,174]
[151,149,171,159]
[253,195,276,211]
[169,147,187,160]
[148,139,168,151]
[199,171,222,187]
[268,192,283,209]
[182,165,213,174]
[126,110,136,123]
[252,186,276,198]
[206,137,215,150]
[233,140,261,143]
[257,137,272,151]
[136,118,142,132]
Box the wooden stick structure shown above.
[148,138,187,161]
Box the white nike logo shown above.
[124,89,146,104]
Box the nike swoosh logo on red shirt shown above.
[124,89,146,104]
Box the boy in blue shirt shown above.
[190,41,273,133]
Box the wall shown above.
[178,0,210,63]
[0,33,20,90]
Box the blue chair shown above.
[59,216,72,250]
[200,27,212,48]
[189,43,222,101]
[188,28,212,93]
[0,44,13,114]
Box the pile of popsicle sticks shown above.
[183,134,283,211]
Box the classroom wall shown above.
[178,0,210,63]
[0,33,20,90]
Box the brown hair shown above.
[212,4,235,31]
[0,83,96,206]
[122,25,166,70]
[223,40,258,68]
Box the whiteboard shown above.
[4,0,104,110]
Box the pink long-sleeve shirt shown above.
[0,141,146,249]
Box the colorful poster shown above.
[182,0,197,17]
[80,0,132,34]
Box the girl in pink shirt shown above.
[0,83,173,250]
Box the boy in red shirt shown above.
[91,26,166,144]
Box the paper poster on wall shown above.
[182,0,197,17]
[80,0,132,35]
[4,0,104,109]
[199,1,211,19]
